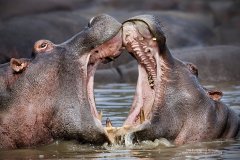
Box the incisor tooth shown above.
[106,118,113,127]
[152,37,157,41]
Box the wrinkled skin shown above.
[0,14,122,149]
[119,15,240,145]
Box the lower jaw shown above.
[86,60,154,143]
[124,64,155,126]
[86,46,158,144]
[87,60,103,121]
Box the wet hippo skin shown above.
[116,15,240,145]
[0,14,122,149]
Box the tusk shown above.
[98,110,102,121]
[140,107,145,124]
[106,118,113,127]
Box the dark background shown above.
[0,0,239,82]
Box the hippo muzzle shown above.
[102,15,240,145]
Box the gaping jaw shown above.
[83,19,162,144]
[85,31,123,124]
[122,20,161,126]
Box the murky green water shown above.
[0,82,240,159]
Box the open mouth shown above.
[86,31,123,123]
[122,20,160,127]
[85,20,161,144]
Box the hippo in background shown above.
[0,0,239,84]
[0,0,91,20]
[0,10,215,64]
[0,14,123,149]
[0,2,239,84]
[0,12,88,63]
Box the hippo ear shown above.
[186,62,198,77]
[207,90,223,101]
[10,58,28,73]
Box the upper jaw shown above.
[86,30,123,114]
[78,15,165,144]
[99,17,164,144]
[65,14,122,55]
[57,15,123,144]
[121,18,161,127]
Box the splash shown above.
[103,138,174,150]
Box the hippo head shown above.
[0,14,122,149]
[122,15,167,126]
[109,15,239,145]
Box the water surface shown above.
[0,82,240,159]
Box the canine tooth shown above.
[140,108,145,124]
[152,37,157,41]
[98,110,102,121]
[106,118,113,127]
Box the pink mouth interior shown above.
[122,21,160,126]
[86,32,123,121]
[86,22,160,128]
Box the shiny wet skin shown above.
[0,82,239,159]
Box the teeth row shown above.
[131,41,157,83]
[105,111,145,128]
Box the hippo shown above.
[0,14,122,149]
[107,15,240,145]
[185,62,223,101]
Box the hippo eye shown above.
[40,42,47,49]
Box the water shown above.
[0,82,240,159]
